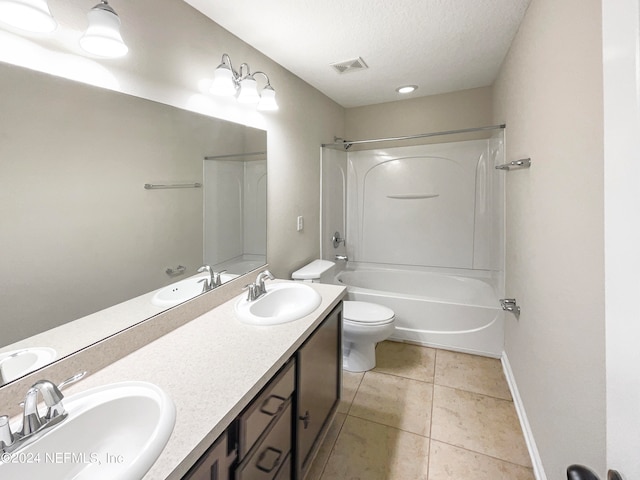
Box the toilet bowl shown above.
[291,260,396,372]
[342,301,395,372]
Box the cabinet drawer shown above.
[239,360,295,458]
[273,453,291,480]
[236,402,292,480]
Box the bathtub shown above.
[332,264,504,357]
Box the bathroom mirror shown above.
[0,61,267,385]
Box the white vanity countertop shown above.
[61,280,346,480]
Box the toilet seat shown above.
[343,301,395,326]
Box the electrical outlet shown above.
[297,216,304,232]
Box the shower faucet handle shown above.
[332,231,345,248]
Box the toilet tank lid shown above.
[291,259,335,280]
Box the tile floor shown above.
[306,341,535,480]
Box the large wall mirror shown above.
[0,61,267,386]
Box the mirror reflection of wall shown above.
[0,61,267,377]
[203,153,267,274]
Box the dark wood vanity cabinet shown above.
[295,303,342,479]
[182,302,342,480]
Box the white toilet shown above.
[292,260,396,372]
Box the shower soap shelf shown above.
[386,194,439,199]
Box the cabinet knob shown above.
[299,410,311,429]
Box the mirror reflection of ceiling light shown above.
[396,85,418,94]
[0,0,57,32]
[210,53,279,112]
[79,1,128,58]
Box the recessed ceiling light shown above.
[396,85,418,94]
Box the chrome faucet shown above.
[0,372,85,454]
[21,380,66,436]
[197,265,226,291]
[255,270,275,296]
[244,270,275,301]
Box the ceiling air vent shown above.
[330,57,368,74]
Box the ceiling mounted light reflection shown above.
[210,53,278,112]
[396,85,418,94]
[0,0,57,32]
[79,0,128,58]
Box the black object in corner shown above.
[567,465,624,480]
[568,465,600,480]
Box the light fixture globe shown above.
[237,75,260,104]
[257,85,278,111]
[210,63,237,96]
[0,0,56,32]
[79,1,128,58]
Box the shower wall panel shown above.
[204,159,267,266]
[345,140,497,270]
[321,148,348,260]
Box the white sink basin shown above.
[0,381,176,480]
[235,282,322,325]
[152,273,238,307]
[0,347,56,384]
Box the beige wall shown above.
[345,86,494,146]
[493,0,605,477]
[0,0,344,281]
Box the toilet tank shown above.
[291,259,336,283]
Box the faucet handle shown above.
[198,277,211,293]
[212,270,227,287]
[0,415,14,451]
[243,283,260,301]
[58,371,86,391]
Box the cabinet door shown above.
[183,431,230,480]
[296,304,342,477]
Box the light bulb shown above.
[237,76,260,104]
[79,1,128,58]
[210,64,237,96]
[257,85,278,111]
[0,0,56,32]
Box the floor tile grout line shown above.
[372,368,435,385]
[433,382,515,403]
[345,412,431,439]
[425,348,439,479]
[430,438,535,471]
[314,414,348,480]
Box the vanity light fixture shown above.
[396,85,418,94]
[0,0,57,32]
[79,0,128,58]
[210,53,279,111]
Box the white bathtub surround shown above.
[334,263,504,357]
[321,136,505,357]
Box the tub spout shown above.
[335,255,348,261]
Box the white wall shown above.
[602,0,640,477]
[493,0,606,477]
[0,0,344,280]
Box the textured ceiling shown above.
[183,0,531,108]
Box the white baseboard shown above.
[501,351,548,480]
